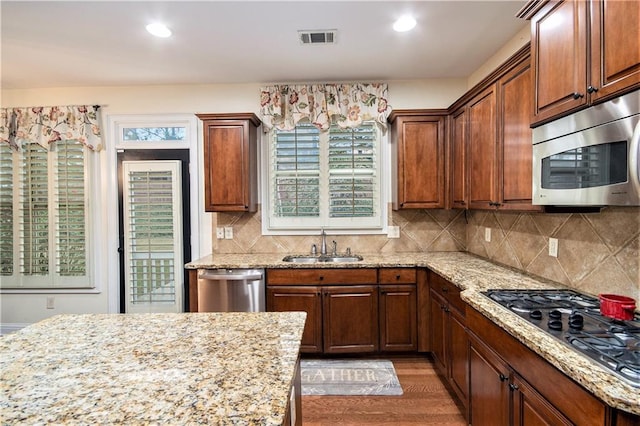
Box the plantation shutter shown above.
[328,123,376,218]
[273,123,321,217]
[55,140,87,276]
[0,144,13,276]
[20,143,49,276]
[123,161,183,313]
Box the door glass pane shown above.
[123,127,186,142]
[123,161,183,313]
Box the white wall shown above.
[0,41,524,328]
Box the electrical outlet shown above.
[387,226,400,238]
[549,237,559,257]
[216,227,224,239]
[224,227,233,239]
[46,297,55,309]
[484,227,492,242]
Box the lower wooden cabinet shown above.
[428,270,469,414]
[323,285,379,353]
[267,285,323,353]
[266,268,417,354]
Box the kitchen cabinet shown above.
[467,306,608,426]
[469,334,572,426]
[388,110,447,209]
[266,267,418,354]
[323,285,379,353]
[266,268,379,354]
[196,113,260,212]
[267,285,323,353]
[467,84,498,210]
[520,0,640,126]
[428,270,468,415]
[450,108,468,209]
[453,47,540,211]
[379,268,418,352]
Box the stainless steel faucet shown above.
[320,229,327,255]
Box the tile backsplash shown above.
[212,205,639,300]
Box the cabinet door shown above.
[449,308,468,407]
[267,286,323,353]
[511,375,573,426]
[429,289,447,375]
[379,284,417,352]
[393,115,446,209]
[498,59,542,212]
[450,108,468,209]
[530,0,588,125]
[198,113,259,212]
[468,84,498,209]
[323,285,378,353]
[589,0,640,102]
[469,338,510,426]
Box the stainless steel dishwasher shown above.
[196,269,265,312]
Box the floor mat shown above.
[300,359,403,396]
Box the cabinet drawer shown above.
[429,270,465,314]
[267,268,377,285]
[379,268,416,284]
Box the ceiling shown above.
[1,1,528,90]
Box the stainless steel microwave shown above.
[532,90,640,206]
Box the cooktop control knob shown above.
[569,313,584,330]
[530,310,543,320]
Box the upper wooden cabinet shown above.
[196,113,260,212]
[389,110,447,209]
[450,47,541,212]
[520,0,640,126]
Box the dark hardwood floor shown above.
[301,355,467,425]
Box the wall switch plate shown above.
[549,237,559,257]
[387,226,400,238]
[46,297,55,309]
[224,227,233,239]
[484,227,492,242]
[216,227,224,239]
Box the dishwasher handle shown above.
[199,270,263,281]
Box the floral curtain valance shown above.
[259,83,391,132]
[0,105,103,152]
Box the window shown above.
[0,140,93,289]
[264,121,384,232]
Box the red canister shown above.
[599,294,636,321]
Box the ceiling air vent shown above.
[299,30,337,45]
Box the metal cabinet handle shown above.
[587,86,598,94]
[509,383,519,391]
[572,92,584,100]
[499,374,508,382]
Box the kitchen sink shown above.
[282,254,363,263]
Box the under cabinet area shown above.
[519,0,640,126]
[196,113,260,212]
[266,268,417,354]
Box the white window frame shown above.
[1,140,101,293]
[262,122,388,235]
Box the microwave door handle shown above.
[631,119,640,188]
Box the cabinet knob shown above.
[319,276,324,281]
[587,86,599,94]
[499,374,508,382]
[509,383,519,391]
[572,92,584,100]
[442,287,448,293]
[396,275,401,280]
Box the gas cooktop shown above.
[483,289,640,388]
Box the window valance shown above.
[0,105,103,151]
[259,83,391,132]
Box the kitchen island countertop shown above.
[0,311,306,425]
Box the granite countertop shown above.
[186,251,639,416]
[0,312,306,425]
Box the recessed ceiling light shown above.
[146,23,172,38]
[393,15,416,32]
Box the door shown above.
[323,285,378,353]
[118,150,191,313]
[267,286,323,353]
[468,84,498,209]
